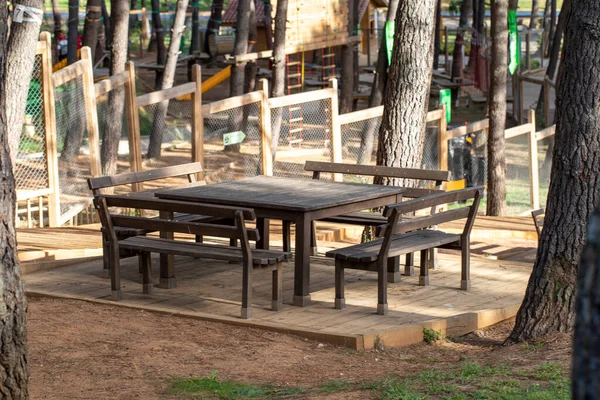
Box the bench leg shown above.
[109,242,121,301]
[158,211,176,288]
[377,261,388,315]
[282,221,292,253]
[140,252,153,295]
[428,248,438,270]
[102,232,110,279]
[334,262,345,309]
[387,256,401,283]
[461,239,471,291]
[404,253,415,276]
[241,261,253,319]
[272,265,283,311]
[311,221,318,256]
[419,249,430,286]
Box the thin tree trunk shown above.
[101,0,129,176]
[129,0,138,29]
[0,1,29,395]
[241,0,258,151]
[508,0,600,343]
[339,0,357,114]
[67,0,79,65]
[82,0,103,64]
[230,0,251,98]
[530,0,539,28]
[541,0,551,57]
[263,0,273,49]
[151,0,166,89]
[433,0,441,70]
[269,0,288,157]
[6,0,44,160]
[357,0,400,165]
[102,0,111,50]
[375,0,437,181]
[52,0,62,61]
[486,0,509,216]
[572,206,600,398]
[204,0,224,59]
[147,0,189,159]
[548,0,556,57]
[451,0,472,81]
[190,1,200,53]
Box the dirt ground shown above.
[28,296,571,399]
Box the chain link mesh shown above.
[505,134,532,215]
[537,137,552,209]
[271,98,333,179]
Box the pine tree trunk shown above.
[269,0,288,157]
[129,0,138,29]
[508,0,600,343]
[375,0,436,181]
[339,0,357,114]
[486,0,509,216]
[530,0,539,28]
[102,0,111,49]
[0,3,30,396]
[147,0,189,159]
[204,0,224,59]
[5,0,44,160]
[433,0,441,70]
[100,0,129,176]
[82,0,103,64]
[451,0,472,81]
[241,0,258,152]
[230,0,251,98]
[357,0,399,165]
[548,0,556,57]
[190,1,200,53]
[572,207,600,398]
[52,0,62,61]
[151,0,166,89]
[263,0,273,49]
[68,0,79,65]
[541,0,551,57]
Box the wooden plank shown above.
[505,122,532,139]
[329,80,343,182]
[426,108,445,122]
[52,61,87,88]
[191,65,204,179]
[80,47,102,178]
[225,50,274,64]
[445,119,489,139]
[384,187,481,216]
[136,82,197,107]
[201,91,263,115]
[125,62,143,191]
[519,74,545,85]
[304,161,450,181]
[17,188,53,202]
[267,87,336,109]
[536,125,555,141]
[338,106,383,125]
[259,79,273,176]
[112,218,250,241]
[94,70,130,97]
[527,110,540,210]
[438,105,449,170]
[89,162,204,189]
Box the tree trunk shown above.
[147,0,189,159]
[541,0,551,57]
[230,0,251,98]
[572,207,600,398]
[129,0,138,30]
[82,0,103,64]
[508,0,600,343]
[102,0,111,50]
[100,0,129,176]
[263,0,273,49]
[68,0,79,65]
[241,0,258,151]
[0,2,30,396]
[190,1,200,53]
[375,0,437,181]
[486,0,509,216]
[151,0,166,89]
[339,0,357,114]
[357,0,400,165]
[433,0,441,70]
[530,0,539,28]
[269,0,288,157]
[204,0,224,59]
[6,0,44,160]
[52,0,62,61]
[451,0,472,81]
[548,0,557,58]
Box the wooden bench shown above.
[88,163,224,274]
[531,208,545,236]
[325,187,482,315]
[95,195,291,319]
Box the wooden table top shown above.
[155,176,405,212]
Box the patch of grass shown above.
[423,327,443,344]
[532,363,563,381]
[318,379,350,393]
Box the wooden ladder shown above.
[286,53,304,147]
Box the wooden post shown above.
[191,64,204,180]
[80,47,102,178]
[543,76,551,127]
[329,79,343,182]
[125,61,144,191]
[525,30,531,71]
[259,79,273,176]
[444,26,449,73]
[40,32,61,227]
[528,109,540,210]
[518,73,524,124]
[438,105,448,171]
[540,33,544,68]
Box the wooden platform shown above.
[23,234,532,350]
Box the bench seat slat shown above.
[121,236,292,266]
[326,230,461,263]
[113,213,221,237]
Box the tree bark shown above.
[230,0,251,98]
[147,0,189,159]
[530,0,539,28]
[102,0,111,50]
[433,0,441,70]
[263,0,273,49]
[451,0,472,80]
[204,0,224,59]
[82,0,103,64]
[52,0,62,61]
[67,0,79,65]
[508,0,600,343]
[190,1,200,53]
[486,0,509,216]
[548,0,557,57]
[100,0,129,176]
[6,0,44,160]
[357,0,399,165]
[541,0,551,57]
[339,0,357,114]
[151,0,166,90]
[572,207,600,398]
[269,0,288,157]
[375,0,437,182]
[240,0,258,153]
[0,2,29,396]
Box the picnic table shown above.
[155,176,405,306]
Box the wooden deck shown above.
[23,233,533,349]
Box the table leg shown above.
[157,211,176,289]
[293,213,312,306]
[256,218,270,250]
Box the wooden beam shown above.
[259,79,273,176]
[338,106,383,125]
[438,105,449,171]
[505,122,532,139]
[446,119,489,139]
[528,110,540,210]
[536,125,556,141]
[426,108,446,122]
[136,82,197,107]
[94,71,130,97]
[80,47,102,178]
[125,62,143,191]
[201,91,264,115]
[268,87,336,109]
[329,79,343,182]
[191,65,204,180]
[52,61,87,88]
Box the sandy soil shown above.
[28,296,571,400]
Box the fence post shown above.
[80,47,102,178]
[125,61,143,192]
[329,79,343,182]
[518,73,524,124]
[191,64,204,180]
[40,32,61,227]
[438,105,448,172]
[259,79,273,176]
[528,109,540,210]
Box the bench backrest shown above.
[374,187,482,259]
[531,208,545,236]
[88,162,204,195]
[304,161,450,197]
